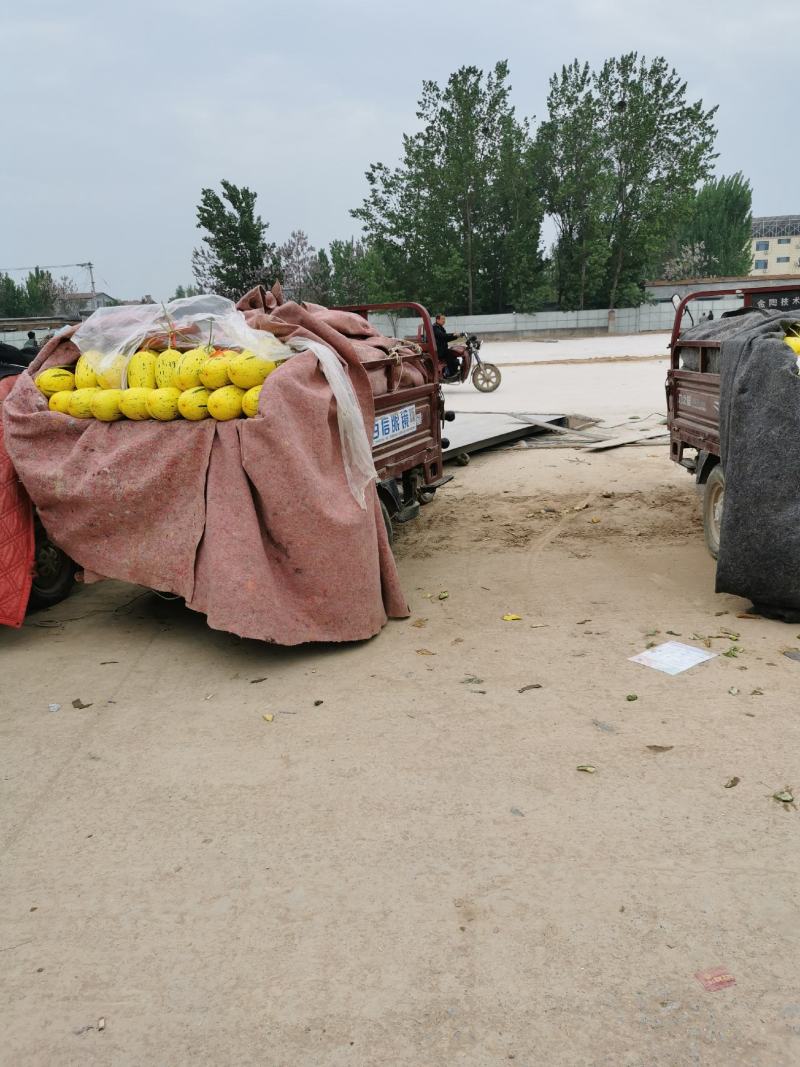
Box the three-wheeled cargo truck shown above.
[1,300,454,614]
[667,283,800,556]
[352,302,454,540]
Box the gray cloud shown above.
[3,0,796,299]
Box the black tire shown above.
[702,465,725,560]
[472,363,501,393]
[380,500,394,546]
[28,525,76,610]
[455,452,471,467]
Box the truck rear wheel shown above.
[28,524,76,610]
[380,500,394,547]
[702,465,725,559]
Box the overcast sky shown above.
[3,0,797,300]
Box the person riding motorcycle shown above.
[432,314,466,381]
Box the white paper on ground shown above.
[629,640,717,676]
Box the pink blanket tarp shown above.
[1,297,410,644]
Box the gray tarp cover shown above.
[701,308,800,618]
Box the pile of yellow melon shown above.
[35,346,278,422]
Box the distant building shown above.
[54,292,155,318]
[55,291,117,318]
[750,216,800,276]
[646,274,800,304]
[120,295,156,307]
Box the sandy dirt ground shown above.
[3,441,800,1066]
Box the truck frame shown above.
[1,301,454,615]
[334,301,453,541]
[667,283,800,556]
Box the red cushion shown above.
[0,375,34,627]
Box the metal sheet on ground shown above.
[442,412,568,460]
[581,426,669,452]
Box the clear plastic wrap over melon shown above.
[69,296,375,509]
[70,295,290,387]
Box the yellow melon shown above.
[35,368,75,397]
[228,350,276,389]
[74,354,98,389]
[176,346,214,390]
[199,350,233,390]
[91,389,125,422]
[146,387,182,421]
[242,385,263,417]
[68,387,101,418]
[177,387,212,421]
[155,348,183,388]
[207,385,245,420]
[48,391,74,413]
[127,350,158,389]
[119,388,153,420]
[96,353,127,390]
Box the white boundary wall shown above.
[1,298,741,353]
[371,295,741,339]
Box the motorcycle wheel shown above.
[472,363,501,392]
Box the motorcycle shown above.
[413,325,501,392]
[0,349,77,610]
[441,333,501,392]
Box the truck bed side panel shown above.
[668,370,720,457]
[372,385,441,483]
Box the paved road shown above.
[481,331,670,365]
[445,354,670,423]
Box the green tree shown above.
[537,53,718,308]
[329,239,371,305]
[192,180,280,299]
[482,118,545,312]
[23,268,58,315]
[171,283,202,300]
[353,61,543,314]
[535,61,613,309]
[0,269,66,316]
[305,250,333,305]
[278,230,316,303]
[597,54,718,307]
[0,274,27,316]
[678,172,752,277]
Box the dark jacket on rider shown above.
[433,321,460,376]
